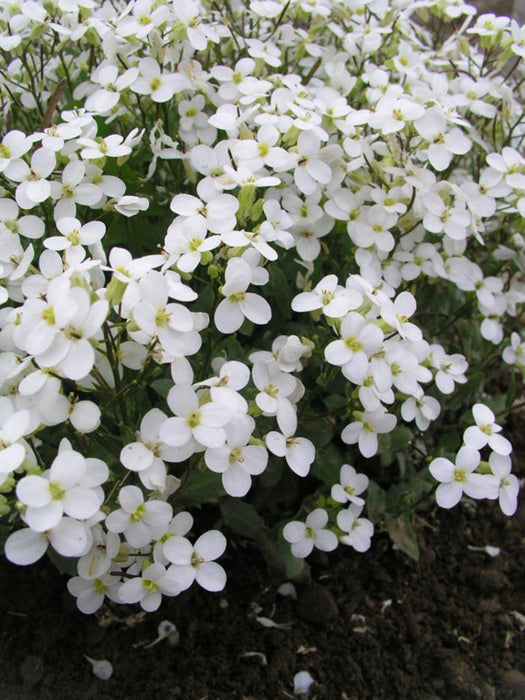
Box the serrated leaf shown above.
[385,513,419,561]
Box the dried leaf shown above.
[255,616,292,629]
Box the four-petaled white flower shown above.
[463,404,512,456]
[337,504,374,552]
[214,257,271,334]
[488,453,519,517]
[283,508,338,559]
[160,385,230,449]
[331,464,369,506]
[341,407,397,458]
[119,562,181,612]
[429,446,498,509]
[163,530,227,592]
[105,485,172,548]
[204,415,268,497]
[16,450,105,532]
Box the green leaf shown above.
[174,468,223,507]
[506,370,516,410]
[192,285,214,314]
[311,442,342,487]
[277,528,306,578]
[150,378,172,400]
[303,417,334,450]
[366,481,386,522]
[385,513,419,561]
[47,548,78,577]
[323,394,347,412]
[386,471,432,512]
[269,265,292,320]
[257,533,285,572]
[220,499,264,540]
[483,394,506,417]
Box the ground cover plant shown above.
[0,0,523,622]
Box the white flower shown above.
[292,274,361,318]
[337,504,374,552]
[0,398,31,476]
[324,312,383,378]
[33,287,108,381]
[170,191,239,234]
[5,518,92,565]
[283,508,338,559]
[0,198,45,240]
[463,404,512,456]
[44,217,105,256]
[84,64,139,114]
[368,95,425,134]
[214,257,271,334]
[10,148,56,209]
[120,408,188,491]
[421,192,470,241]
[414,105,471,171]
[119,563,181,612]
[132,271,195,356]
[503,332,525,367]
[164,215,221,273]
[67,572,122,614]
[105,485,172,548]
[429,446,498,509]
[341,407,397,458]
[488,453,519,517]
[79,135,132,160]
[204,415,267,497]
[331,464,369,506]
[0,130,34,175]
[349,205,397,252]
[429,345,468,395]
[113,195,149,217]
[380,291,422,342]
[132,58,188,103]
[172,0,219,50]
[16,450,105,532]
[160,385,230,449]
[401,395,441,431]
[293,131,332,195]
[163,530,227,592]
[252,361,297,418]
[266,408,315,477]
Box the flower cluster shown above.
[0,0,522,612]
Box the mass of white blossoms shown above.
[0,0,523,614]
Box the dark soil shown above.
[1,486,524,700]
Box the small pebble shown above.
[297,583,338,623]
[20,655,44,687]
[501,669,525,697]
